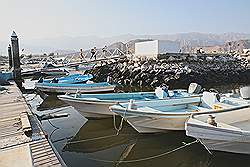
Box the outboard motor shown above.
[201,91,220,109]
[240,86,250,100]
[188,83,202,94]
[107,76,113,84]
[155,87,169,99]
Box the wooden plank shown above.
[0,83,64,167]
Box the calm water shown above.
[25,84,250,167]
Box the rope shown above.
[113,114,125,135]
[197,139,213,155]
[86,140,199,163]
[112,101,129,135]
[67,134,119,144]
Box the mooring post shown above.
[7,44,12,69]
[11,31,22,88]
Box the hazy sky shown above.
[0,0,250,40]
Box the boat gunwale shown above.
[111,102,250,118]
[58,92,157,104]
[190,104,250,118]
[35,83,116,90]
[186,120,245,136]
[110,106,207,117]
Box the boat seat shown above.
[138,106,191,113]
[82,97,100,101]
[138,107,161,113]
[212,102,234,110]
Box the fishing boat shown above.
[58,89,189,118]
[58,83,201,118]
[35,82,116,94]
[22,63,69,77]
[0,71,13,84]
[40,68,68,76]
[35,73,116,94]
[185,93,250,154]
[110,91,243,133]
[41,73,93,84]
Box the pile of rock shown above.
[86,54,250,89]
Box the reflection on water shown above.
[64,118,138,154]
[25,84,250,167]
[64,119,211,167]
[37,95,69,111]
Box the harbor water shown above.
[25,83,250,167]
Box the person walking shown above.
[90,47,97,60]
[102,45,108,58]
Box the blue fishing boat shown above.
[0,71,13,84]
[58,89,190,118]
[39,74,93,84]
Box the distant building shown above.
[134,40,180,58]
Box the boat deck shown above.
[0,82,66,167]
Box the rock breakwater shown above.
[86,54,250,89]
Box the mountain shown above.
[191,39,250,53]
[1,32,250,55]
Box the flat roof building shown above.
[135,40,180,58]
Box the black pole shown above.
[7,44,12,69]
[10,31,22,88]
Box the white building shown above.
[135,40,180,58]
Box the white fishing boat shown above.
[35,82,116,94]
[110,91,241,133]
[58,83,201,118]
[58,89,188,118]
[185,93,250,154]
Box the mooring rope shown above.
[197,138,212,155]
[86,140,199,163]
[112,101,128,135]
[113,114,125,135]
[67,133,119,144]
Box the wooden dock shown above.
[0,83,66,167]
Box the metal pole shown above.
[7,44,12,69]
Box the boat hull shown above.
[59,98,116,118]
[110,96,202,133]
[36,84,115,94]
[200,138,250,154]
[113,112,190,133]
[185,107,250,155]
